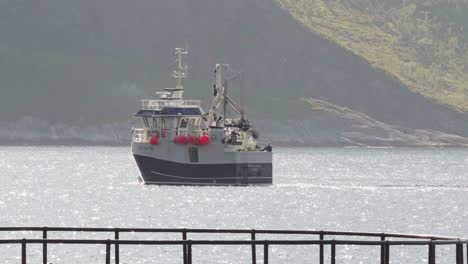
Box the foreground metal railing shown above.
[0,227,466,264]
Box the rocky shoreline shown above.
[2,114,467,148]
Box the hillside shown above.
[0,0,467,146]
[277,0,468,111]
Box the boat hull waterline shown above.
[134,154,272,185]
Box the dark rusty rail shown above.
[0,227,466,264]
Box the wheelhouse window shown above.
[152,117,160,128]
[143,117,149,127]
[162,117,176,129]
[179,118,188,128]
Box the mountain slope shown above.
[277,0,468,111]
[0,0,467,145]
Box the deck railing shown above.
[0,227,466,264]
[132,128,207,143]
[141,100,201,110]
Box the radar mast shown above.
[160,48,188,100]
[173,48,188,90]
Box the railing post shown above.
[22,239,27,264]
[114,229,119,264]
[428,241,435,264]
[380,234,385,264]
[319,231,324,264]
[263,242,269,264]
[456,242,463,264]
[182,230,188,264]
[331,240,336,264]
[187,240,192,264]
[106,240,111,264]
[42,227,47,264]
[384,242,390,264]
[251,230,256,264]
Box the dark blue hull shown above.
[133,154,272,185]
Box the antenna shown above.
[173,48,188,90]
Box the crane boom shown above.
[225,96,243,116]
[205,64,225,127]
[205,64,246,127]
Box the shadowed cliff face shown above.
[1,0,467,141]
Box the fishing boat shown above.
[131,48,272,185]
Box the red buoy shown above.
[199,135,210,145]
[187,135,196,144]
[192,136,200,145]
[173,135,188,144]
[149,136,159,145]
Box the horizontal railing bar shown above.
[0,239,467,246]
[0,227,462,241]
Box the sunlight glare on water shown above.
[0,146,467,263]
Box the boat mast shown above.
[161,48,188,100]
[173,48,188,90]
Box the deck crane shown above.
[204,64,258,149]
[205,64,247,128]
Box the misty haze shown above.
[1,0,467,146]
[1,1,468,263]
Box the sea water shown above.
[0,146,467,263]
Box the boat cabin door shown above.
[178,117,188,136]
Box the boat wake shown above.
[275,183,468,191]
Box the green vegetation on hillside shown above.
[277,0,468,111]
